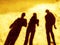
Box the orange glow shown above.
[0,0,60,45]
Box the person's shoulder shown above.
[24,19,27,21]
[15,18,21,21]
[45,15,47,17]
[50,12,53,15]
[17,18,21,20]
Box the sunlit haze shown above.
[0,0,60,45]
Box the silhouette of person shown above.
[24,13,39,45]
[4,13,27,45]
[45,9,57,45]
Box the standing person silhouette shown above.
[24,13,39,45]
[45,9,57,45]
[4,13,27,45]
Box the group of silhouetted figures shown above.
[4,9,57,45]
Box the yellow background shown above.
[0,0,60,45]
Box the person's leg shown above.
[46,31,50,45]
[4,37,11,45]
[10,35,18,45]
[51,31,56,45]
[29,30,35,45]
[46,25,51,45]
[4,32,12,45]
[24,30,30,45]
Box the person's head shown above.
[33,13,37,17]
[45,9,49,13]
[21,12,25,18]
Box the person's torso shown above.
[45,13,55,25]
[12,18,27,29]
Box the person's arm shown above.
[9,18,18,28]
[54,24,57,29]
[23,19,27,27]
[24,19,27,27]
[36,19,39,26]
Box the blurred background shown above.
[0,0,60,45]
